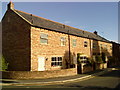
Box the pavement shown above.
[1,67,119,86]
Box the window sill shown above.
[40,43,48,45]
[61,45,66,46]
[51,66,62,68]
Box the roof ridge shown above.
[15,9,94,34]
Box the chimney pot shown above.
[94,31,98,35]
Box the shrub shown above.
[77,53,81,64]
[95,55,103,63]
[87,57,95,65]
[0,55,8,71]
[101,52,106,63]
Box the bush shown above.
[0,55,8,71]
[101,52,106,63]
[95,55,103,63]
[77,53,81,64]
[87,57,95,65]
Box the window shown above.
[40,33,48,44]
[51,57,62,66]
[72,39,77,47]
[110,46,112,50]
[61,37,66,46]
[84,41,88,47]
[93,43,96,49]
[97,53,100,55]
[80,56,88,63]
[100,44,103,49]
[93,53,96,55]
[104,45,107,50]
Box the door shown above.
[38,57,45,71]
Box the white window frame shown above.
[72,39,77,47]
[51,57,62,67]
[104,45,107,50]
[40,33,48,44]
[80,55,88,63]
[61,37,66,46]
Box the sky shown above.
[1,1,119,43]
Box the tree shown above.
[0,55,8,71]
[77,53,81,64]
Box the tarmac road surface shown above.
[1,68,120,90]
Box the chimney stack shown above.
[7,1,14,10]
[94,31,98,35]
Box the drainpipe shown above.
[89,39,92,57]
[68,30,71,68]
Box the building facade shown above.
[2,2,112,71]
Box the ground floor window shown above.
[51,57,62,66]
[80,56,88,63]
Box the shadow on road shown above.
[1,80,18,83]
[99,70,120,78]
[47,83,120,90]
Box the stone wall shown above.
[2,68,77,79]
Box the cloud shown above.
[63,21,71,24]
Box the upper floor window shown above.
[110,46,112,50]
[93,43,96,49]
[104,45,107,50]
[61,37,66,46]
[84,41,88,47]
[40,33,48,44]
[72,39,77,47]
[100,44,103,49]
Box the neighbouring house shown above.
[109,41,120,67]
[2,2,113,72]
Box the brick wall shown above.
[31,27,92,71]
[30,27,112,71]
[2,68,77,79]
[2,9,31,71]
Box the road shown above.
[2,69,120,90]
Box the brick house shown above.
[2,2,112,71]
[109,42,120,67]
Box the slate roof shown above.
[14,9,110,43]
